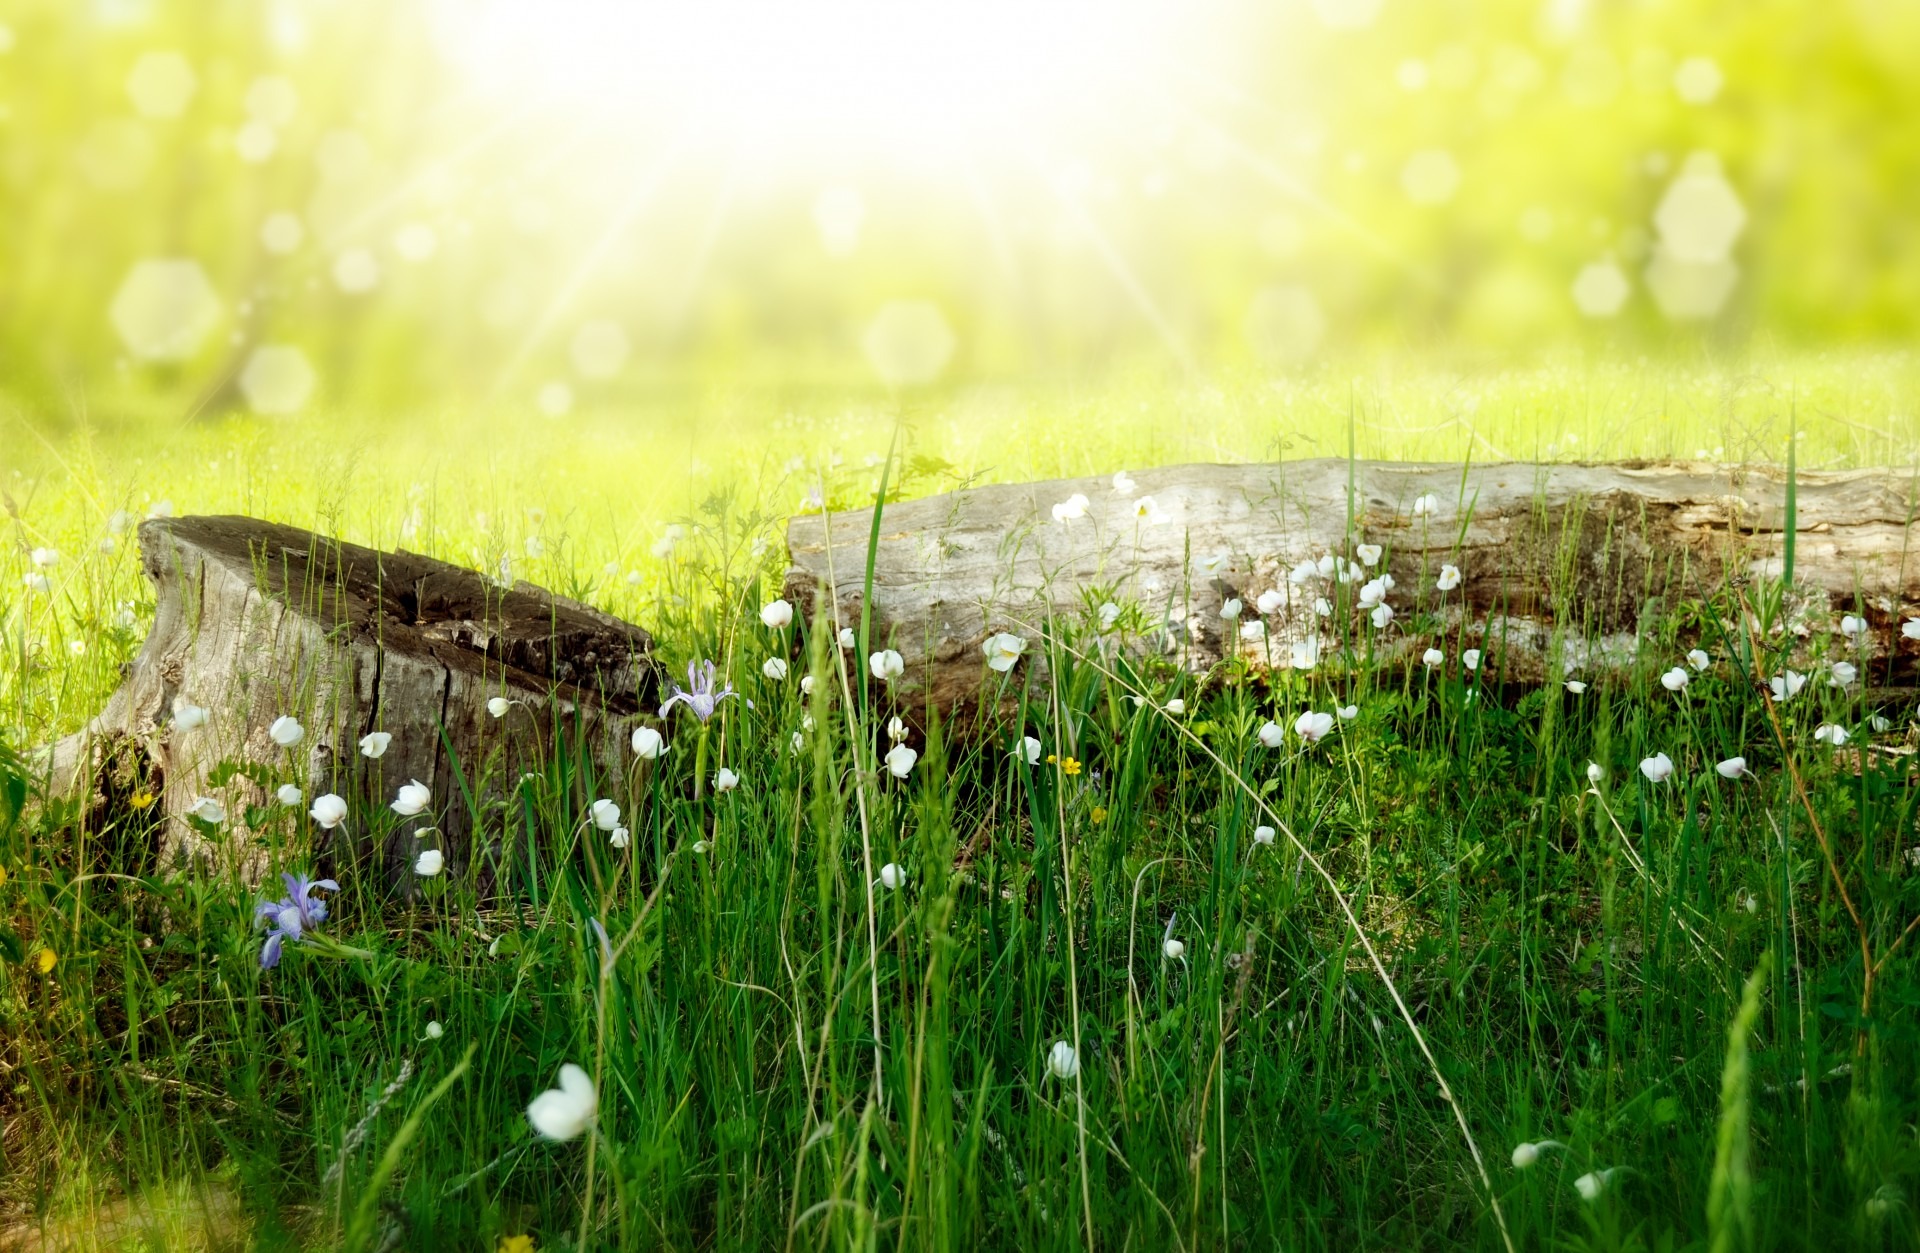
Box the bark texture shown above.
[44,515,657,883]
[784,460,1920,711]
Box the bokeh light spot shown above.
[863,301,954,386]
[332,248,381,294]
[75,119,155,191]
[537,381,574,417]
[124,51,197,119]
[1244,285,1327,366]
[1645,252,1738,320]
[109,259,221,361]
[394,223,439,262]
[1673,56,1723,105]
[260,212,304,254]
[244,75,299,127]
[1401,149,1461,205]
[239,344,317,414]
[1653,158,1746,262]
[1571,259,1630,318]
[235,121,277,163]
[569,321,631,379]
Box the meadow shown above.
[3,356,1919,1250]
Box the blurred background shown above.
[1,0,1917,423]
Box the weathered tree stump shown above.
[44,516,657,883]
[785,460,1920,710]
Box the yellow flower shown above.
[498,1236,535,1253]
[35,947,57,975]
[128,791,156,811]
[1090,807,1108,825]
[0,863,9,888]
[1059,756,1081,777]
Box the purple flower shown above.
[255,872,339,969]
[659,659,749,723]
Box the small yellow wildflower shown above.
[1058,756,1081,776]
[1090,807,1108,825]
[0,863,9,888]
[128,791,156,811]
[35,947,57,975]
[498,1236,535,1253]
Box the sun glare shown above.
[439,0,1180,161]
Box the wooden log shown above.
[43,515,657,883]
[783,460,1920,711]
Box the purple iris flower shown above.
[659,659,749,722]
[254,872,339,969]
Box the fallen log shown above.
[43,515,657,883]
[784,460,1920,711]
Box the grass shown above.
[3,356,1920,1250]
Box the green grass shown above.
[3,360,1920,1250]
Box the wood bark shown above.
[784,460,1920,712]
[43,515,657,883]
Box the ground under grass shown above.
[3,358,1919,1250]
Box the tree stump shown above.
[43,516,657,884]
[784,460,1920,711]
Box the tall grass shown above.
[2,377,1920,1250]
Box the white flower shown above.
[982,633,1026,673]
[691,839,710,853]
[414,848,444,877]
[886,715,909,744]
[878,862,905,889]
[187,796,225,823]
[762,657,789,681]
[1573,1169,1619,1203]
[268,716,305,747]
[1436,564,1461,591]
[885,743,919,779]
[1356,543,1382,568]
[1098,601,1122,631]
[276,783,303,806]
[28,547,58,568]
[590,798,621,831]
[1220,598,1242,620]
[1253,825,1276,845]
[1687,648,1711,671]
[1018,736,1043,764]
[870,649,905,681]
[1661,666,1690,692]
[1830,661,1857,687]
[1336,704,1358,720]
[424,1021,443,1040]
[839,627,857,650]
[1162,936,1185,960]
[1111,470,1136,494]
[148,500,173,519]
[1639,752,1675,782]
[1288,560,1318,586]
[609,826,630,849]
[172,699,209,730]
[1050,493,1090,523]
[1511,1140,1566,1169]
[800,675,817,696]
[22,573,49,593]
[1422,648,1444,668]
[760,598,794,628]
[1872,714,1892,732]
[1256,589,1285,615]
[1047,1040,1080,1079]
[1770,671,1808,702]
[1840,614,1868,638]
[1370,603,1394,629]
[1462,648,1482,671]
[1257,721,1285,748]
[359,731,392,759]
[1716,756,1749,779]
[632,726,665,759]
[1565,680,1588,694]
[1585,762,1606,786]
[310,793,348,828]
[487,696,511,719]
[1165,698,1186,715]
[392,779,432,816]
[1411,493,1439,517]
[1314,597,1332,617]
[1130,495,1169,525]
[1294,710,1334,743]
[1289,635,1319,669]
[789,730,806,755]
[1198,550,1230,578]
[714,767,740,792]
[1358,578,1388,609]
[1904,619,1920,641]
[527,1064,597,1141]
[1814,723,1849,746]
